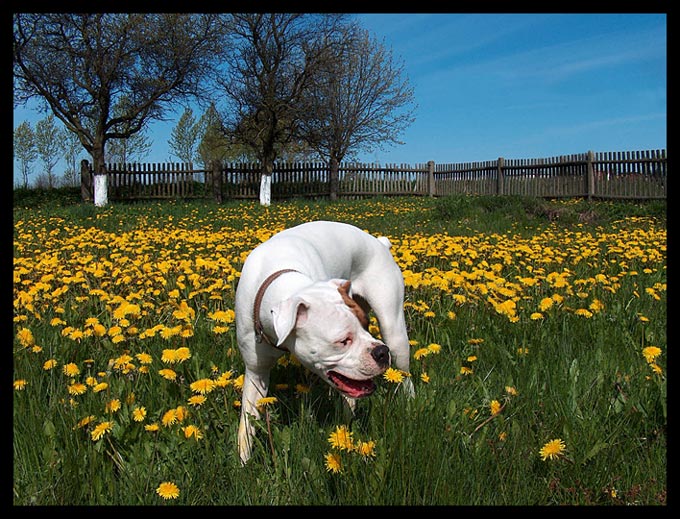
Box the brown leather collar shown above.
[253,269,299,350]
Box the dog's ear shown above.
[335,280,369,330]
[271,296,309,347]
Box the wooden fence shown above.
[80,148,666,203]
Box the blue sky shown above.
[13,13,666,183]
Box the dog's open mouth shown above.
[327,371,377,398]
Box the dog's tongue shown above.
[328,371,376,398]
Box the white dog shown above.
[235,220,411,463]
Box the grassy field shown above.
[13,195,666,505]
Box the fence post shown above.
[586,150,594,201]
[427,160,436,196]
[497,157,505,195]
[212,160,222,203]
[80,159,93,202]
[329,157,339,201]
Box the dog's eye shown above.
[339,336,352,347]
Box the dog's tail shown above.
[377,236,392,249]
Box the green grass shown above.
[13,195,666,505]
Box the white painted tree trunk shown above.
[94,174,108,207]
[259,174,271,206]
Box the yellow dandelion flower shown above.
[324,452,342,473]
[84,317,100,327]
[175,347,191,362]
[589,299,605,312]
[215,371,234,387]
[447,310,457,320]
[538,297,554,312]
[13,379,27,391]
[172,300,195,321]
[161,349,178,364]
[43,359,58,370]
[63,363,80,377]
[132,406,147,422]
[460,366,473,375]
[649,363,663,375]
[574,308,593,318]
[145,423,160,432]
[90,421,113,441]
[328,425,354,451]
[158,369,177,381]
[188,395,207,407]
[208,309,236,323]
[156,481,180,500]
[642,346,662,364]
[499,431,508,441]
[135,352,153,365]
[356,440,377,458]
[490,399,502,416]
[256,396,278,410]
[162,409,177,427]
[530,312,544,320]
[76,415,96,429]
[505,386,518,396]
[295,383,310,394]
[93,382,108,393]
[16,327,35,347]
[174,406,188,422]
[539,438,566,461]
[468,338,485,345]
[383,367,405,383]
[420,372,430,383]
[68,382,87,395]
[182,425,203,440]
[106,399,121,413]
[414,348,430,360]
[190,378,216,395]
[467,355,477,362]
[232,374,244,391]
[92,323,107,337]
[427,343,442,354]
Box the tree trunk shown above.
[259,157,274,207]
[91,142,109,207]
[329,156,339,201]
[80,159,93,202]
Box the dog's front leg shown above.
[237,367,271,465]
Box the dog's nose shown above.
[371,344,390,368]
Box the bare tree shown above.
[219,13,347,205]
[298,24,416,198]
[13,13,226,203]
[14,121,37,188]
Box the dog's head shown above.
[270,279,390,398]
